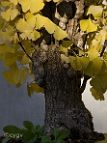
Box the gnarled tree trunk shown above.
[44,46,94,139]
[32,0,105,142]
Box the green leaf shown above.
[41,136,51,143]
[22,130,35,142]
[69,56,82,71]
[80,19,98,33]
[69,56,89,71]
[23,121,33,130]
[53,128,70,141]
[78,57,90,70]
[3,125,22,134]
[90,87,104,101]
[85,58,103,76]
[62,40,72,48]
[90,73,107,93]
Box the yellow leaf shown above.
[88,30,106,55]
[30,0,44,14]
[45,0,51,2]
[21,54,30,64]
[45,0,60,2]
[59,46,68,54]
[18,0,30,13]
[3,68,29,85]
[46,0,60,3]
[53,0,60,2]
[18,0,44,14]
[53,26,68,40]
[87,5,103,19]
[87,48,99,60]
[28,30,41,41]
[35,14,55,34]
[27,83,44,96]
[80,19,98,33]
[1,7,19,21]
[16,18,32,33]
[20,30,40,41]
[21,40,35,55]
[35,14,67,40]
[16,18,40,40]
[0,45,15,54]
[0,1,10,6]
[0,25,16,44]
[2,53,17,67]
[9,0,18,5]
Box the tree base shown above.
[33,46,105,143]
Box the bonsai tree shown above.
[0,0,107,142]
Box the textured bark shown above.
[32,0,105,142]
[32,45,105,142]
[44,46,94,139]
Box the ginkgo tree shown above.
[0,0,107,142]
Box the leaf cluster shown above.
[61,2,107,100]
[2,121,70,143]
[0,0,107,100]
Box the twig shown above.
[80,75,90,94]
[83,34,88,51]
[100,40,107,57]
[18,42,33,62]
[17,32,33,62]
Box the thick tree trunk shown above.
[32,45,104,142]
[32,0,105,142]
[44,46,94,140]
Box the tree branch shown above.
[18,42,33,62]
[17,32,33,62]
[80,75,90,94]
[100,40,107,57]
